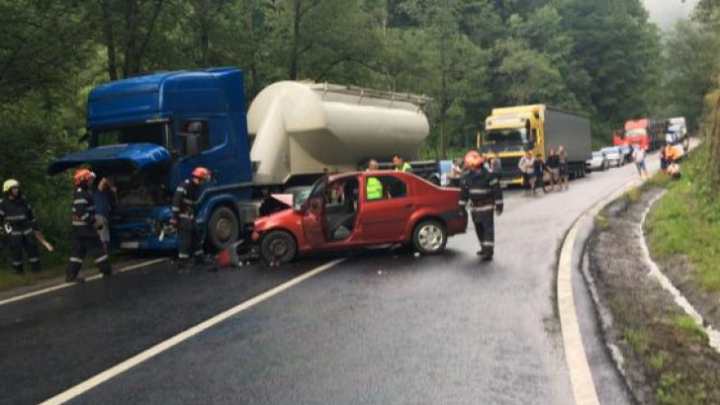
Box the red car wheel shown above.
[412,220,448,255]
[260,230,297,264]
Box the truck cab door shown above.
[301,178,328,247]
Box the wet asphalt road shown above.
[1,155,664,405]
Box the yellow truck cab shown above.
[477,104,592,186]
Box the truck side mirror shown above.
[184,133,201,156]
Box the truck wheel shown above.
[260,230,297,264]
[412,220,447,255]
[207,206,239,251]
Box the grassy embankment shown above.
[645,149,720,293]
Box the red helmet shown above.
[73,169,95,186]
[464,151,483,170]
[192,167,212,181]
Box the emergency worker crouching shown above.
[67,169,112,283]
[171,167,212,272]
[0,179,41,273]
[459,151,504,261]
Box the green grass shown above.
[624,327,650,353]
[645,154,720,292]
[672,315,709,344]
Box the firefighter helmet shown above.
[73,169,95,186]
[3,179,19,193]
[192,167,212,181]
[464,151,483,170]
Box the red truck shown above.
[616,119,665,151]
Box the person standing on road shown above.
[546,148,560,191]
[490,153,502,176]
[459,151,504,261]
[533,153,549,195]
[447,158,463,187]
[171,167,212,272]
[558,145,569,190]
[66,169,112,283]
[392,154,413,173]
[93,177,116,253]
[0,179,41,274]
[518,151,535,195]
[632,144,649,179]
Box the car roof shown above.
[327,170,407,182]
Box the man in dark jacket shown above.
[66,169,112,283]
[460,151,504,261]
[170,167,212,272]
[0,179,41,273]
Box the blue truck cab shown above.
[48,68,255,250]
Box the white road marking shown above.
[639,191,720,353]
[558,179,643,405]
[0,258,167,307]
[39,258,346,405]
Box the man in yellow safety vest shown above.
[366,159,384,201]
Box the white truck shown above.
[248,81,436,191]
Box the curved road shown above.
[0,155,665,405]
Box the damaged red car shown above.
[252,171,468,263]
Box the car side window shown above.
[180,120,211,154]
[366,176,407,202]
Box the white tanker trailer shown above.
[248,81,432,188]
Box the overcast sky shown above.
[643,0,699,29]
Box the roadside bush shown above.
[0,98,81,269]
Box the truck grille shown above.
[499,157,522,180]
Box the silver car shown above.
[600,146,623,167]
[586,151,609,172]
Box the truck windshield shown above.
[91,123,168,148]
[625,128,647,137]
[481,128,528,153]
[484,128,528,144]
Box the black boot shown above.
[14,265,24,275]
[31,261,41,273]
[481,250,494,261]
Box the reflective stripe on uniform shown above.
[471,205,494,212]
[193,250,204,256]
[490,179,499,185]
[73,199,88,204]
[12,261,23,266]
[10,231,22,236]
[73,221,88,226]
[4,215,27,221]
[182,198,193,205]
[176,187,186,194]
[70,257,83,263]
[171,207,180,212]
[179,214,193,219]
[95,255,108,263]
[459,201,467,206]
[29,257,40,263]
[178,253,190,259]
[80,213,90,220]
[23,229,32,235]
[495,200,504,206]
[470,189,489,195]
[481,241,495,247]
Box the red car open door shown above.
[301,178,328,247]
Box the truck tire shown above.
[412,219,447,255]
[207,206,239,251]
[260,230,297,264]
